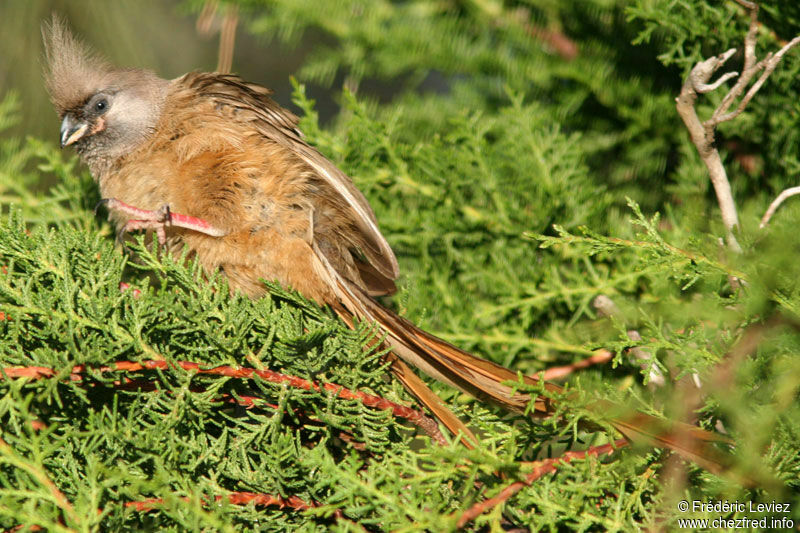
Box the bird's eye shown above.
[95,99,108,113]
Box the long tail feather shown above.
[331,274,732,472]
[329,295,478,447]
[387,355,478,448]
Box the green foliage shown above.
[1,0,800,529]
[238,0,703,209]
[0,95,639,531]
[291,82,611,370]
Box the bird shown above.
[42,16,731,472]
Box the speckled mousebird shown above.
[42,16,730,470]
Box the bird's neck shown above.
[83,152,118,179]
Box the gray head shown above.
[42,16,169,173]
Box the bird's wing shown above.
[178,72,400,285]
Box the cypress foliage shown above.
[1,1,799,529]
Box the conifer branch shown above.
[0,360,446,444]
[0,438,78,529]
[455,440,628,528]
[2,1,799,526]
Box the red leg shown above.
[97,198,227,245]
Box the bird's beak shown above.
[60,114,89,148]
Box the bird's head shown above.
[42,16,168,170]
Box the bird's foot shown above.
[96,198,227,246]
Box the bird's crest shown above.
[42,15,111,116]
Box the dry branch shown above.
[675,1,800,253]
[759,186,800,228]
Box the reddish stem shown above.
[125,491,318,512]
[1,360,444,442]
[456,439,628,528]
[541,350,614,380]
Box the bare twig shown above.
[675,1,800,253]
[195,1,218,35]
[696,71,738,93]
[676,47,742,252]
[760,185,800,227]
[216,5,238,74]
[706,8,760,125]
[712,36,800,125]
[196,1,238,74]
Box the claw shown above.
[159,205,171,225]
[94,198,109,216]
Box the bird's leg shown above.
[96,198,227,245]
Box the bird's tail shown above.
[333,277,732,473]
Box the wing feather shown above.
[178,72,399,282]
